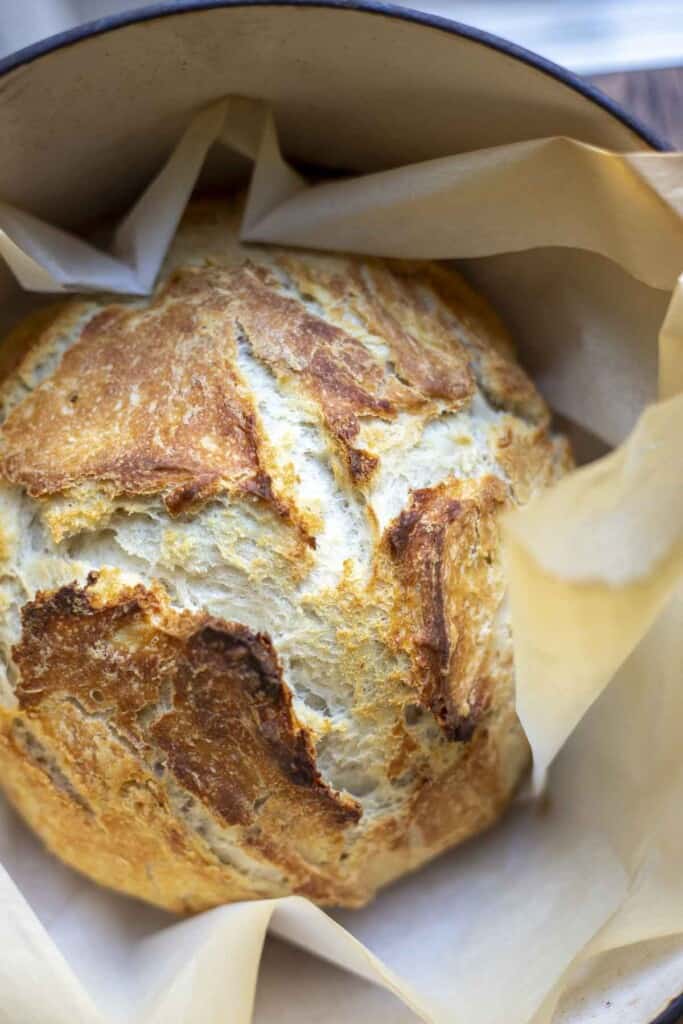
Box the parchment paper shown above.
[0,96,681,1024]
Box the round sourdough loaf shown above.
[0,197,571,910]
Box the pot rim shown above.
[0,0,671,151]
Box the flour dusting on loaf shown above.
[0,197,571,910]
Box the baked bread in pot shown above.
[0,197,571,910]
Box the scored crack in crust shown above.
[0,195,572,910]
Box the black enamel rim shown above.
[651,991,683,1024]
[0,3,677,1019]
[0,0,671,151]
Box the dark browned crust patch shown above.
[386,476,508,741]
[13,577,360,836]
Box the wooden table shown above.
[588,67,683,149]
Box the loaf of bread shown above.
[0,197,571,910]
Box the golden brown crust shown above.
[0,680,525,911]
[227,262,418,484]
[0,705,270,912]
[0,704,264,913]
[0,276,277,516]
[385,476,508,741]
[276,253,475,406]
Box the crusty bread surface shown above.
[0,197,571,910]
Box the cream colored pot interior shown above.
[0,4,650,229]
